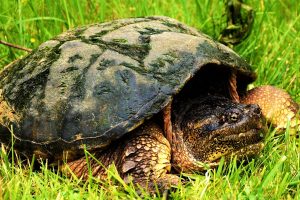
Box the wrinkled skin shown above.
[171,96,264,172]
[0,16,298,194]
[64,95,265,192]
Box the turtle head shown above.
[172,96,265,172]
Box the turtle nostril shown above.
[250,104,262,117]
[245,104,261,116]
[253,105,262,115]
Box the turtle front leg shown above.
[120,123,180,192]
[63,122,180,193]
[242,85,299,132]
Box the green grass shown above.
[0,0,299,199]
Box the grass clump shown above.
[0,0,299,199]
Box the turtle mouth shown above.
[220,127,264,143]
[207,128,265,162]
[229,141,264,159]
[206,103,267,162]
[208,142,265,164]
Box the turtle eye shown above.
[221,109,242,124]
[228,108,243,123]
[230,112,239,122]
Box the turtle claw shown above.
[241,85,299,133]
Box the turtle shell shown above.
[0,16,255,160]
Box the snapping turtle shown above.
[0,16,299,190]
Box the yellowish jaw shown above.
[207,142,264,162]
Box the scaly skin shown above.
[242,85,299,133]
[64,95,266,191]
[64,86,299,192]
[64,122,180,192]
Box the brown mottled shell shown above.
[0,16,255,160]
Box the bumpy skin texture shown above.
[242,85,299,132]
[0,16,299,193]
[0,16,255,160]
[171,96,264,172]
[65,122,180,191]
[64,96,264,191]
